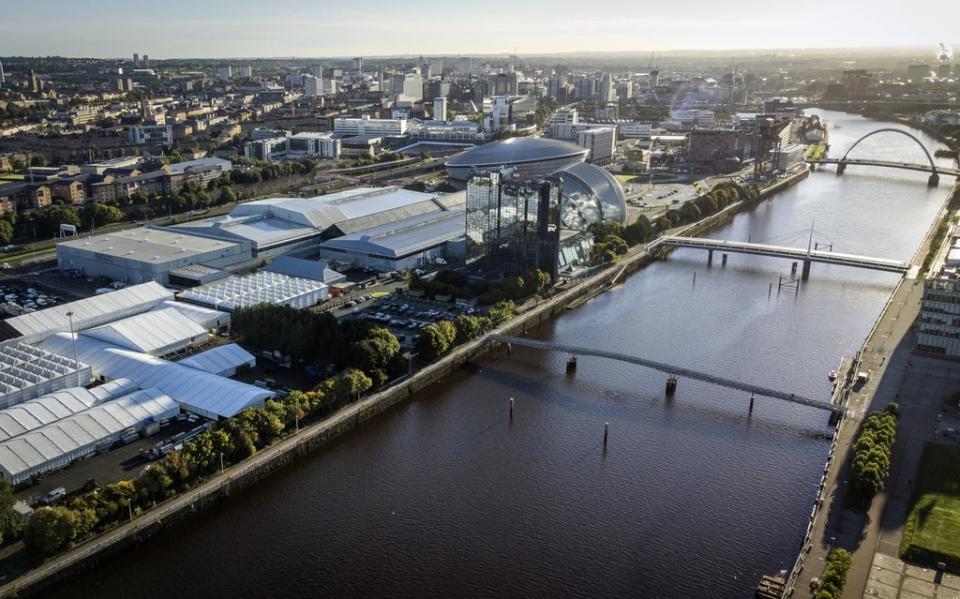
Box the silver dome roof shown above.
[554,162,627,230]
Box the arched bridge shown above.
[490,335,844,414]
[805,128,958,186]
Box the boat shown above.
[827,370,838,381]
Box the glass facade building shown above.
[465,169,561,278]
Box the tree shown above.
[332,368,372,403]
[0,220,13,246]
[29,155,48,167]
[34,205,80,238]
[25,506,77,556]
[0,479,16,543]
[453,314,483,344]
[487,300,515,326]
[416,324,450,361]
[604,235,629,256]
[82,203,124,227]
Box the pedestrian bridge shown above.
[489,335,844,413]
[660,236,909,274]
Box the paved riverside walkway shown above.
[865,553,960,599]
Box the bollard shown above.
[510,397,515,419]
[604,422,609,447]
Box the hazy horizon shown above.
[1,0,958,60]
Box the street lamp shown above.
[295,414,300,434]
[65,311,80,373]
[219,451,224,473]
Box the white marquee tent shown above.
[0,387,179,484]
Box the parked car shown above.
[41,487,67,505]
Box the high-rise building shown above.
[648,69,660,91]
[310,65,324,78]
[133,53,139,66]
[465,168,561,279]
[28,70,40,93]
[353,57,363,72]
[142,55,149,69]
[402,73,423,100]
[0,60,5,87]
[576,127,617,164]
[433,97,447,121]
[238,65,253,78]
[217,65,232,81]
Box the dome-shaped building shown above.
[446,137,588,181]
[554,162,627,230]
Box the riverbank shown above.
[0,168,812,598]
[787,178,957,598]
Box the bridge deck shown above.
[807,158,960,177]
[660,236,909,273]
[491,335,843,413]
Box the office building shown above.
[687,129,743,164]
[333,115,408,136]
[917,224,960,357]
[576,127,617,164]
[128,124,173,146]
[434,97,447,122]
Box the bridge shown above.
[805,128,958,186]
[659,235,909,276]
[490,335,844,414]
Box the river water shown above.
[47,111,954,598]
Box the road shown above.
[791,186,954,598]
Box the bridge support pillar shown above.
[928,173,940,187]
[665,376,677,396]
[836,162,846,175]
[707,249,713,266]
[749,395,754,414]
[801,259,811,280]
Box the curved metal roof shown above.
[554,163,627,229]
[446,137,588,168]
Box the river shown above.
[46,110,954,598]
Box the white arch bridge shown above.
[490,335,845,414]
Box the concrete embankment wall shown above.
[0,169,812,598]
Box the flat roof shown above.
[58,227,242,263]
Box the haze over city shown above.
[1,0,958,57]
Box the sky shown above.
[1,0,958,58]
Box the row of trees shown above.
[231,304,405,386]
[23,367,375,557]
[847,403,899,508]
[411,269,551,305]
[415,300,515,361]
[583,181,760,267]
[814,548,852,599]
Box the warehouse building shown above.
[0,282,174,345]
[0,379,139,444]
[177,271,328,311]
[0,342,92,409]
[0,387,179,484]
[319,210,466,272]
[37,334,273,419]
[56,228,250,285]
[262,256,347,285]
[178,344,256,377]
[81,308,210,357]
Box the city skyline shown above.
[1,0,958,58]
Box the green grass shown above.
[900,443,960,573]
